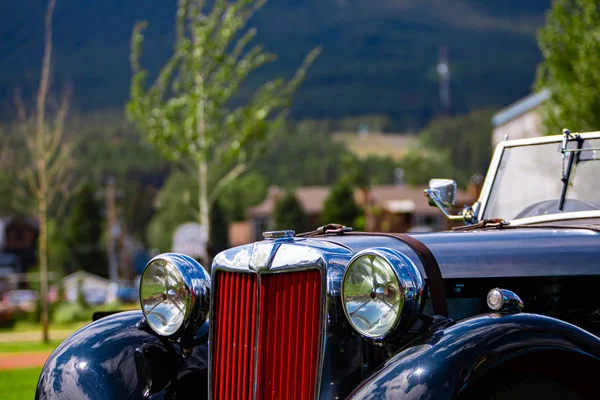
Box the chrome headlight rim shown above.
[140,253,211,338]
[341,247,425,340]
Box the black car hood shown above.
[318,227,600,279]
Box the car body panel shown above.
[320,227,600,278]
[35,311,209,400]
[348,313,600,400]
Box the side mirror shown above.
[427,179,456,207]
[425,179,463,221]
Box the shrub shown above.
[52,302,90,324]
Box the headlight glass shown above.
[140,259,189,336]
[342,253,403,338]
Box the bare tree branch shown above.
[14,88,27,122]
[36,0,56,144]
[45,86,71,163]
[207,163,247,207]
[14,0,75,344]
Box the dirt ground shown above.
[0,352,50,371]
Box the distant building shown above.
[62,271,112,305]
[229,184,477,246]
[0,216,39,275]
[491,89,550,146]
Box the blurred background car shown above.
[4,290,38,313]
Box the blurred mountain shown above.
[0,0,550,128]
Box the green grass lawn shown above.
[0,340,63,354]
[0,320,87,334]
[0,367,42,399]
[0,303,140,334]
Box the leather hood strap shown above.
[346,231,449,318]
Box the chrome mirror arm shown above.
[425,189,465,221]
[461,201,480,225]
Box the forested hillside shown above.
[0,0,550,128]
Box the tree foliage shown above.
[64,182,107,277]
[146,170,267,252]
[320,179,362,228]
[146,171,198,252]
[127,0,319,249]
[218,172,267,221]
[257,120,358,186]
[398,148,455,186]
[392,108,494,188]
[0,170,15,215]
[340,154,398,189]
[274,190,307,231]
[418,109,495,186]
[209,198,229,256]
[536,0,600,133]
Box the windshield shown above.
[483,138,600,221]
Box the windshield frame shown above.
[478,131,600,225]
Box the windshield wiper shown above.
[559,129,583,211]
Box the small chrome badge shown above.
[263,230,295,240]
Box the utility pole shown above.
[437,46,451,115]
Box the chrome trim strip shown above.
[253,269,261,399]
[476,143,504,222]
[509,210,600,226]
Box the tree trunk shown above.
[199,158,210,260]
[196,73,210,264]
[39,195,49,343]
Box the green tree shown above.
[47,218,71,278]
[147,170,269,253]
[147,171,198,252]
[122,180,158,247]
[320,179,362,228]
[257,121,351,186]
[418,109,495,186]
[0,171,15,215]
[536,0,600,133]
[219,172,268,221]
[398,149,455,186]
[127,0,319,256]
[274,190,307,231]
[209,199,229,257]
[64,182,107,277]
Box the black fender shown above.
[348,313,600,399]
[35,310,209,399]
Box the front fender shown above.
[349,313,600,400]
[35,310,209,399]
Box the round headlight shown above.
[342,248,424,339]
[140,253,210,337]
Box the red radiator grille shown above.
[211,269,322,400]
[212,272,257,400]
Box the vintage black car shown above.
[37,130,600,399]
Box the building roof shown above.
[62,271,110,286]
[248,185,475,218]
[248,186,330,217]
[492,89,550,128]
